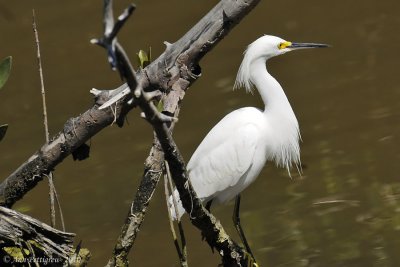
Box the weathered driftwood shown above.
[0,206,74,260]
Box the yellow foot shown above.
[243,250,259,267]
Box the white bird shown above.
[168,35,328,261]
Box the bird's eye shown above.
[278,41,292,50]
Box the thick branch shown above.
[0,101,130,207]
[106,137,164,267]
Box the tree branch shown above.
[0,99,131,207]
[136,93,247,265]
[0,1,260,265]
[98,1,261,266]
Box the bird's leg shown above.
[205,199,213,213]
[233,194,258,265]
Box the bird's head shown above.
[235,35,328,92]
[247,35,329,59]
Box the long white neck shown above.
[249,58,301,170]
[250,58,294,115]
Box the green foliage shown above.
[156,99,164,112]
[3,246,30,261]
[136,48,151,69]
[15,204,32,213]
[0,124,7,142]
[0,56,12,89]
[68,248,91,266]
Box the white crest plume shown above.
[234,44,256,93]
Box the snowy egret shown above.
[168,35,328,259]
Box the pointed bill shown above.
[288,42,330,49]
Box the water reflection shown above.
[243,175,400,266]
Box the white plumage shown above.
[169,35,327,220]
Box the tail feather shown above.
[168,189,186,220]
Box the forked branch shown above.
[97,1,261,266]
[0,0,260,265]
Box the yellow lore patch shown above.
[278,41,292,50]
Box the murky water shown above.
[1,0,399,266]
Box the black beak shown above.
[288,42,330,49]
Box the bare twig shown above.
[47,173,66,231]
[164,161,188,267]
[25,240,40,267]
[32,10,49,143]
[91,0,136,72]
[164,172,187,267]
[47,176,56,227]
[166,161,187,261]
[32,9,63,230]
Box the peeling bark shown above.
[0,207,75,261]
[0,104,122,207]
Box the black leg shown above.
[205,199,213,213]
[233,194,257,264]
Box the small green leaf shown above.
[0,56,12,89]
[136,48,152,69]
[15,204,32,213]
[0,124,8,141]
[156,99,164,112]
[137,50,149,69]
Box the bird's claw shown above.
[243,250,259,267]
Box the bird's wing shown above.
[187,122,260,200]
